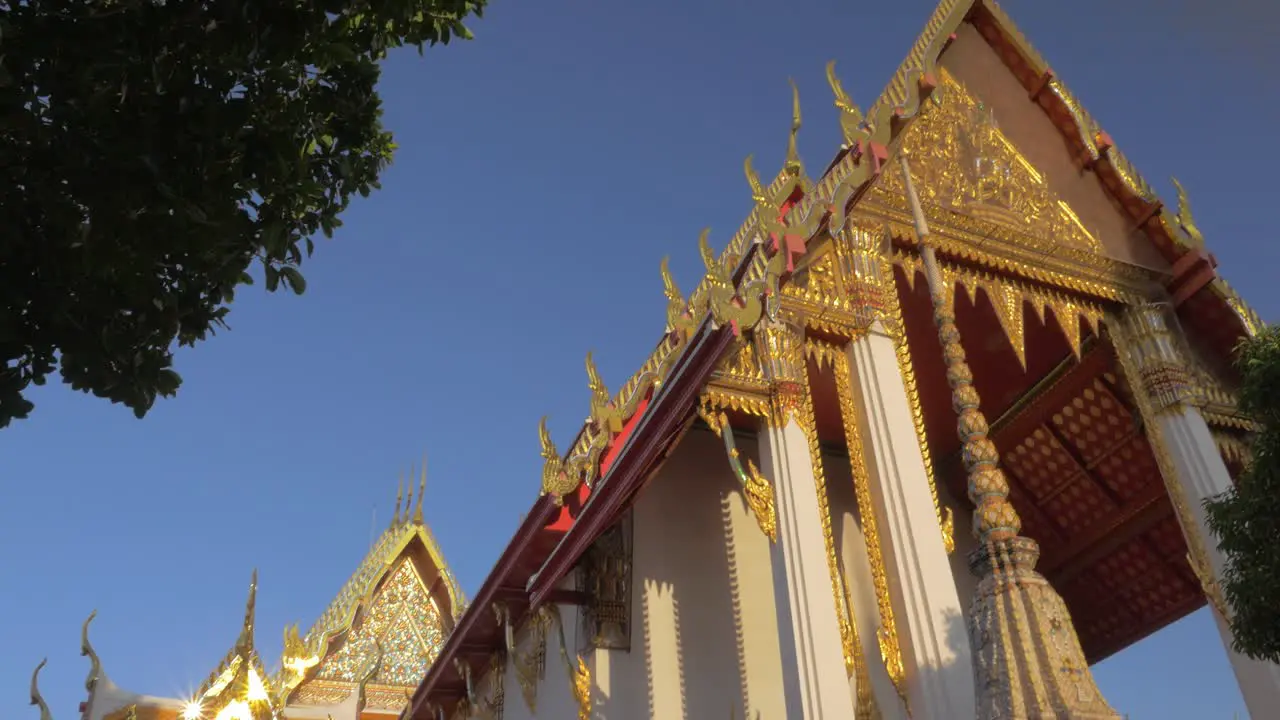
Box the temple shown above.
[30,0,1277,718]
[32,468,465,720]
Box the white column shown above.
[1118,303,1280,719]
[756,322,855,719]
[1157,406,1280,719]
[759,418,858,719]
[846,320,976,719]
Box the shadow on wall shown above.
[592,428,747,720]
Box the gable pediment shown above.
[875,69,1100,256]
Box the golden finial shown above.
[81,610,102,693]
[1171,177,1205,248]
[585,352,608,405]
[413,457,426,525]
[660,256,689,335]
[697,228,722,278]
[743,156,767,206]
[538,416,558,461]
[826,60,865,147]
[30,659,53,720]
[392,474,404,529]
[784,78,803,178]
[403,468,413,525]
[237,569,258,652]
[540,416,576,503]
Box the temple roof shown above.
[53,468,462,720]
[277,467,465,714]
[189,571,278,720]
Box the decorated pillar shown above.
[755,320,856,719]
[898,153,1120,720]
[1111,302,1280,718]
[836,222,976,718]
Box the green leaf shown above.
[264,265,281,292]
[280,267,307,295]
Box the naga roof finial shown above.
[697,228,724,281]
[30,659,53,720]
[81,610,102,694]
[826,60,865,148]
[403,467,416,525]
[1171,177,1205,248]
[784,78,803,178]
[413,456,426,525]
[585,352,609,406]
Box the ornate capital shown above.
[1114,303,1199,412]
[836,223,895,330]
[756,321,807,425]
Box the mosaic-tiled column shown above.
[755,320,856,718]
[1112,302,1280,719]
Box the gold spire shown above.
[898,150,1118,719]
[413,457,426,525]
[237,569,258,652]
[784,78,803,178]
[403,469,413,526]
[392,475,404,529]
[30,659,53,720]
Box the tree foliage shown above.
[1205,325,1280,663]
[0,0,484,427]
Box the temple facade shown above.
[395,1,1276,718]
[31,471,466,720]
[29,0,1277,719]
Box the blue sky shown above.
[3,1,1275,718]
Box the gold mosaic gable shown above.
[878,70,1100,254]
[305,558,445,692]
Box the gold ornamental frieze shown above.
[895,250,1108,369]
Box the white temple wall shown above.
[592,427,786,720]
[824,451,909,719]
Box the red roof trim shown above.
[528,321,734,607]
[524,241,766,607]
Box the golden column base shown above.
[967,537,1121,720]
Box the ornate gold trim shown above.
[278,514,463,699]
[495,603,547,714]
[543,606,591,720]
[698,401,778,543]
[792,353,860,678]
[894,249,1109,365]
[1107,313,1230,620]
[809,339,907,703]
